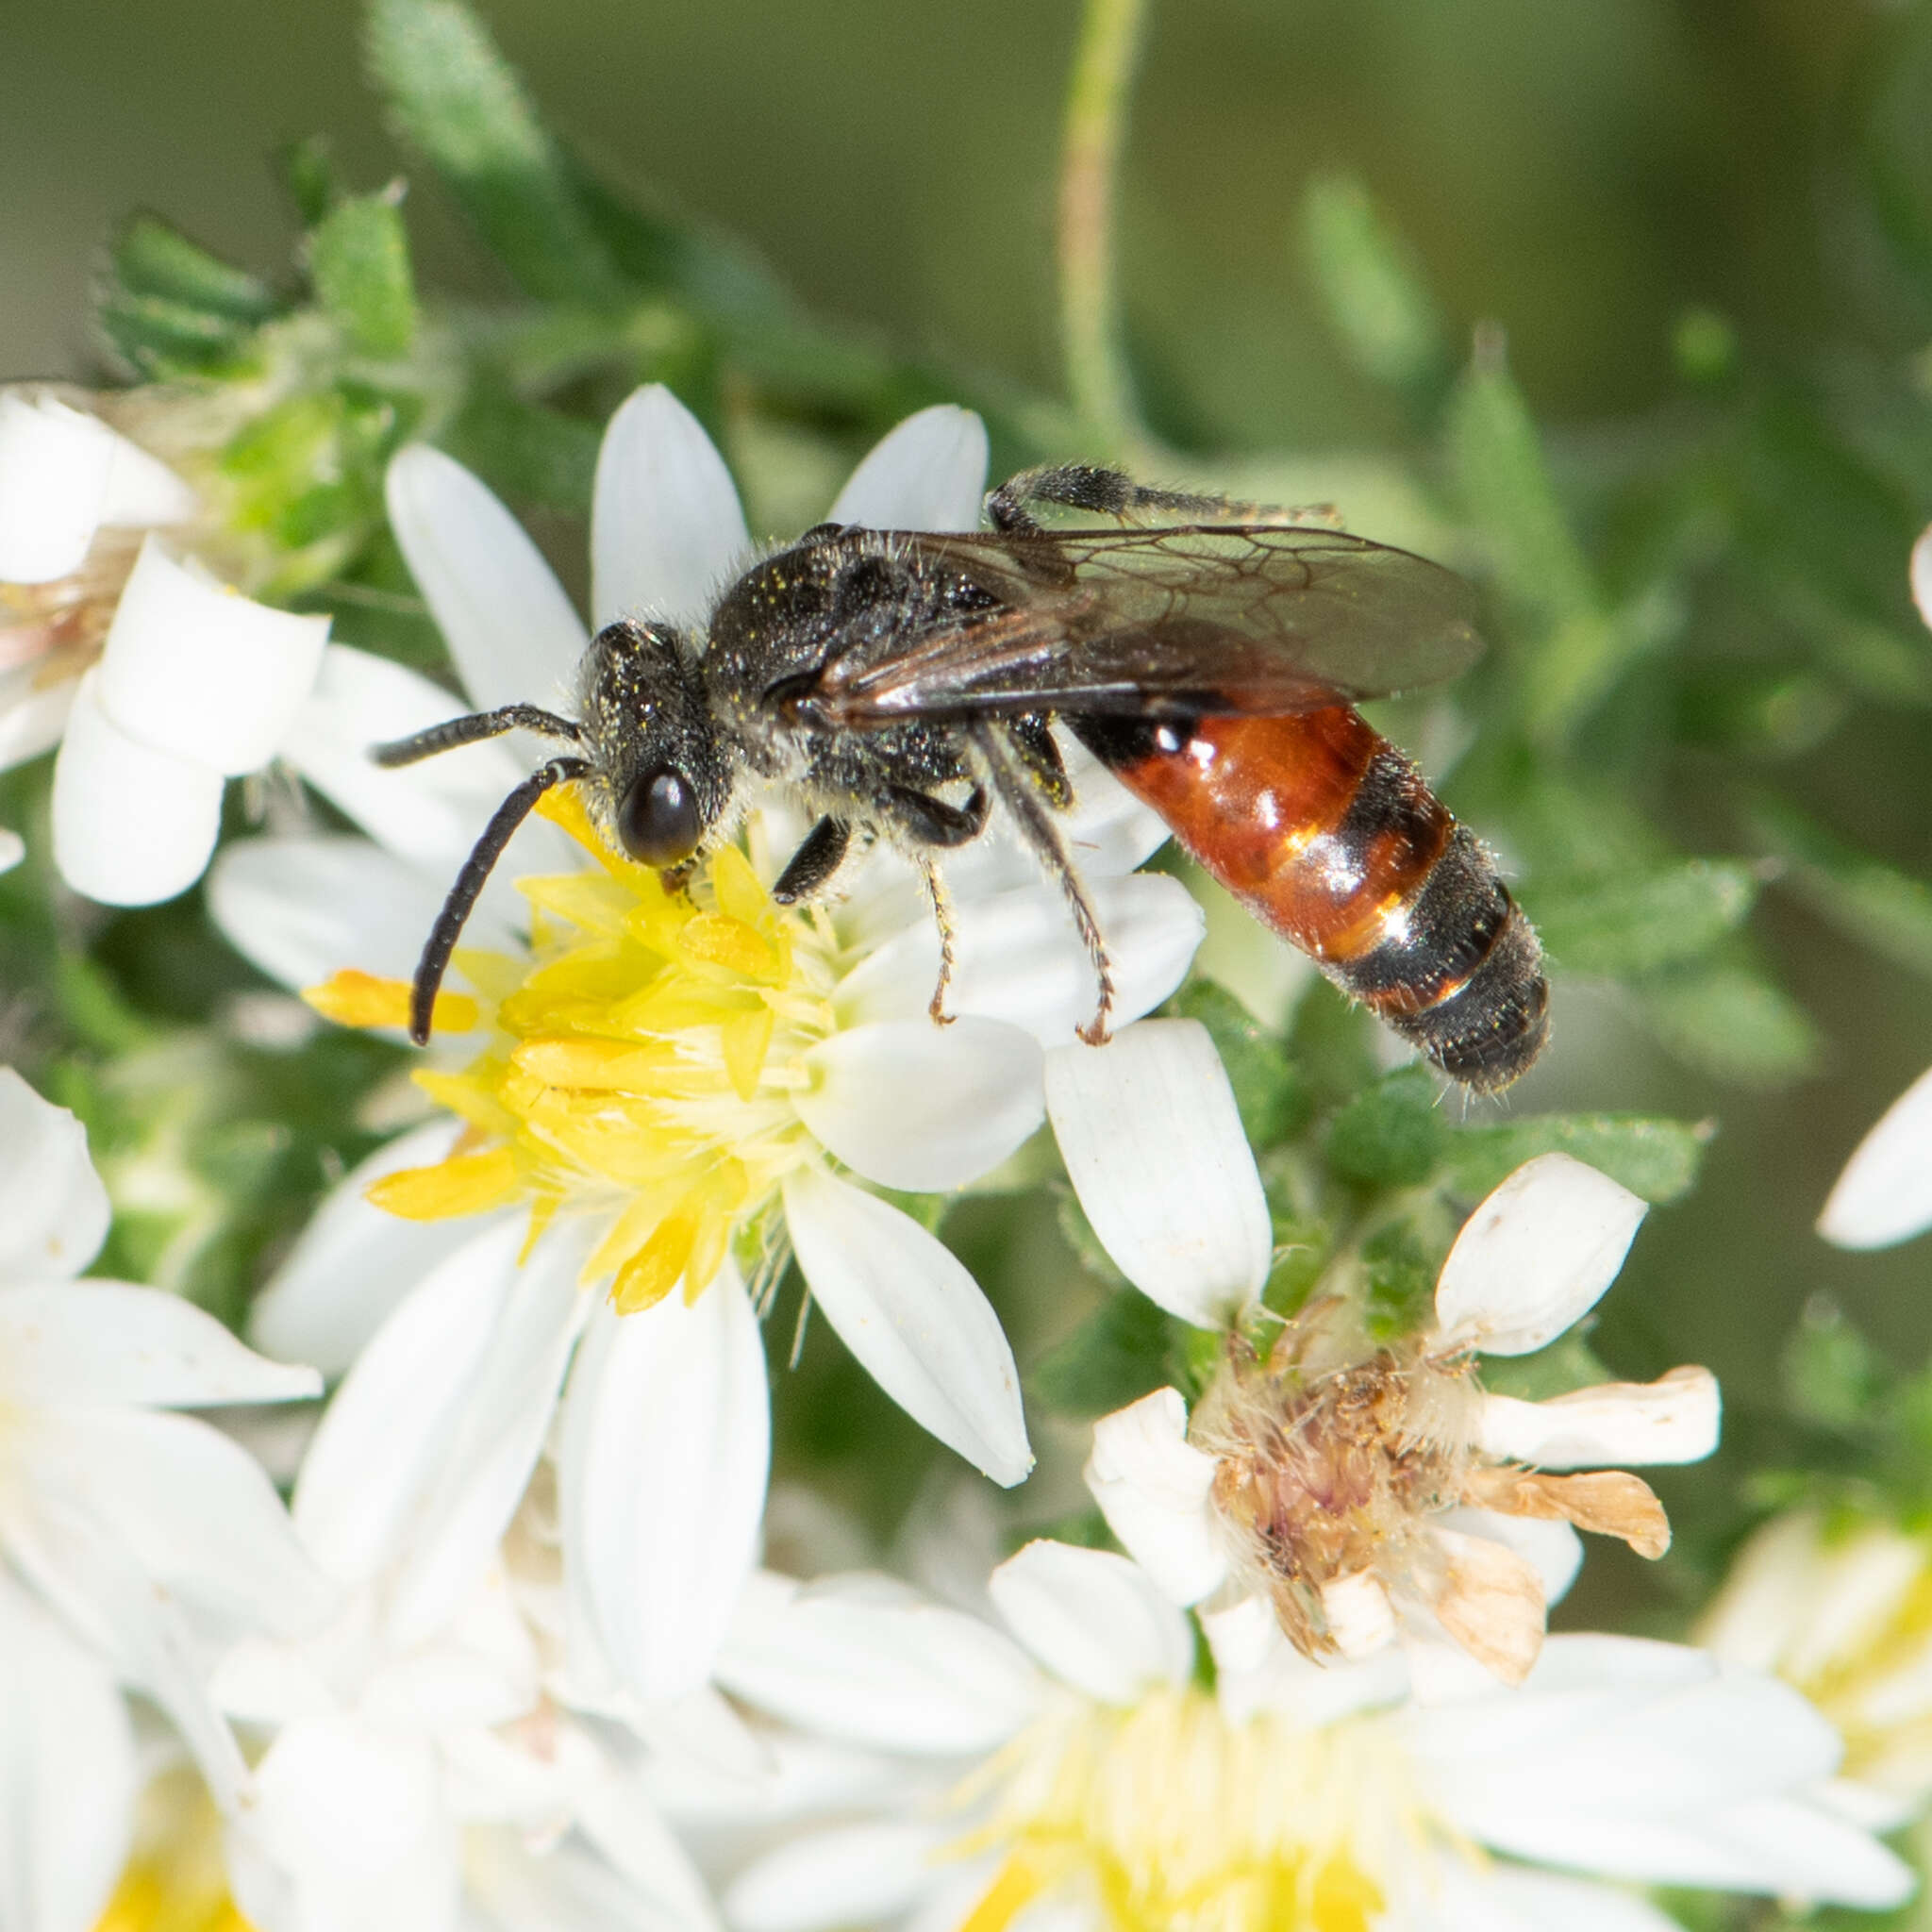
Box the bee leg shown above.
[986,465,1333,533]
[966,721,1115,1046]
[986,465,1242,534]
[771,816,852,905]
[919,858,959,1026]
[1007,713,1074,808]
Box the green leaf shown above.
[1533,860,1757,978]
[108,213,279,324]
[444,389,601,516]
[1168,980,1308,1150]
[281,135,343,227]
[1633,960,1821,1089]
[1783,1297,1883,1434]
[1444,351,1597,633]
[308,190,418,357]
[1030,1291,1181,1419]
[1324,1064,1444,1189]
[1672,664,1846,757]
[1746,793,1932,981]
[1445,1112,1711,1206]
[1298,173,1452,404]
[365,0,625,305]
[1361,1221,1436,1341]
[1284,980,1375,1110]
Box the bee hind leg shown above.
[918,858,959,1026]
[966,721,1115,1046]
[985,464,1335,534]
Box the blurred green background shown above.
[12,0,1932,1624]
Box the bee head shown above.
[581,620,731,868]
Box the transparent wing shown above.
[808,525,1483,725]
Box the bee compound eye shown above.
[616,767,701,866]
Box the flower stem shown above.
[1058,0,1149,453]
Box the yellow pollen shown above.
[953,1686,1423,1932]
[326,786,841,1308]
[92,1770,254,1932]
[303,969,478,1034]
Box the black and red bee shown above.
[374,464,1548,1090]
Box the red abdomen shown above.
[1079,708,1548,1090]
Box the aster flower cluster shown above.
[12,2,1932,1928]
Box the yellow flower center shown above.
[308,790,843,1313]
[955,1686,1432,1932]
[92,1771,254,1932]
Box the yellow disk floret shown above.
[954,1687,1422,1932]
[309,788,841,1313]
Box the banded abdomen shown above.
[1074,708,1548,1091]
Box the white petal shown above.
[591,386,751,629]
[724,1822,948,1932]
[208,834,514,991]
[378,1226,590,1646]
[835,873,1204,1046]
[98,427,198,528]
[21,1407,331,1636]
[1914,525,1932,634]
[990,1540,1193,1702]
[278,643,541,866]
[5,1491,252,1808]
[1478,1365,1720,1469]
[1434,1153,1648,1357]
[94,538,327,773]
[717,1569,1041,1756]
[0,1282,320,1407]
[1320,1571,1396,1660]
[0,394,114,582]
[782,1167,1031,1485]
[387,443,589,712]
[0,1574,136,1932]
[1084,1388,1226,1605]
[1819,1061,1932,1250]
[0,1066,108,1279]
[796,1018,1042,1191]
[1045,1019,1269,1326]
[825,407,989,533]
[567,1771,725,1932]
[0,660,77,773]
[557,1271,770,1704]
[291,1217,525,1586]
[1694,1509,1829,1672]
[0,827,21,874]
[0,1575,135,1883]
[52,670,224,906]
[1424,1863,1686,1932]
[1436,1505,1584,1607]
[247,1123,479,1374]
[233,1719,458,1932]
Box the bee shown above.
[374,464,1548,1090]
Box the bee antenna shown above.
[373,705,583,770]
[408,756,590,1045]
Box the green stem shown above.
[1058,0,1150,452]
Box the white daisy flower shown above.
[1048,1021,1721,1683]
[694,1541,1912,1932]
[1700,1506,1932,1825]
[0,388,332,905]
[212,1341,725,1932]
[0,1066,331,1930]
[209,385,1203,1496]
[1818,1059,1932,1251]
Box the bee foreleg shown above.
[918,858,958,1026]
[965,721,1115,1046]
[875,783,989,848]
[771,816,852,904]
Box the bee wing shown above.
[808,525,1483,725]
